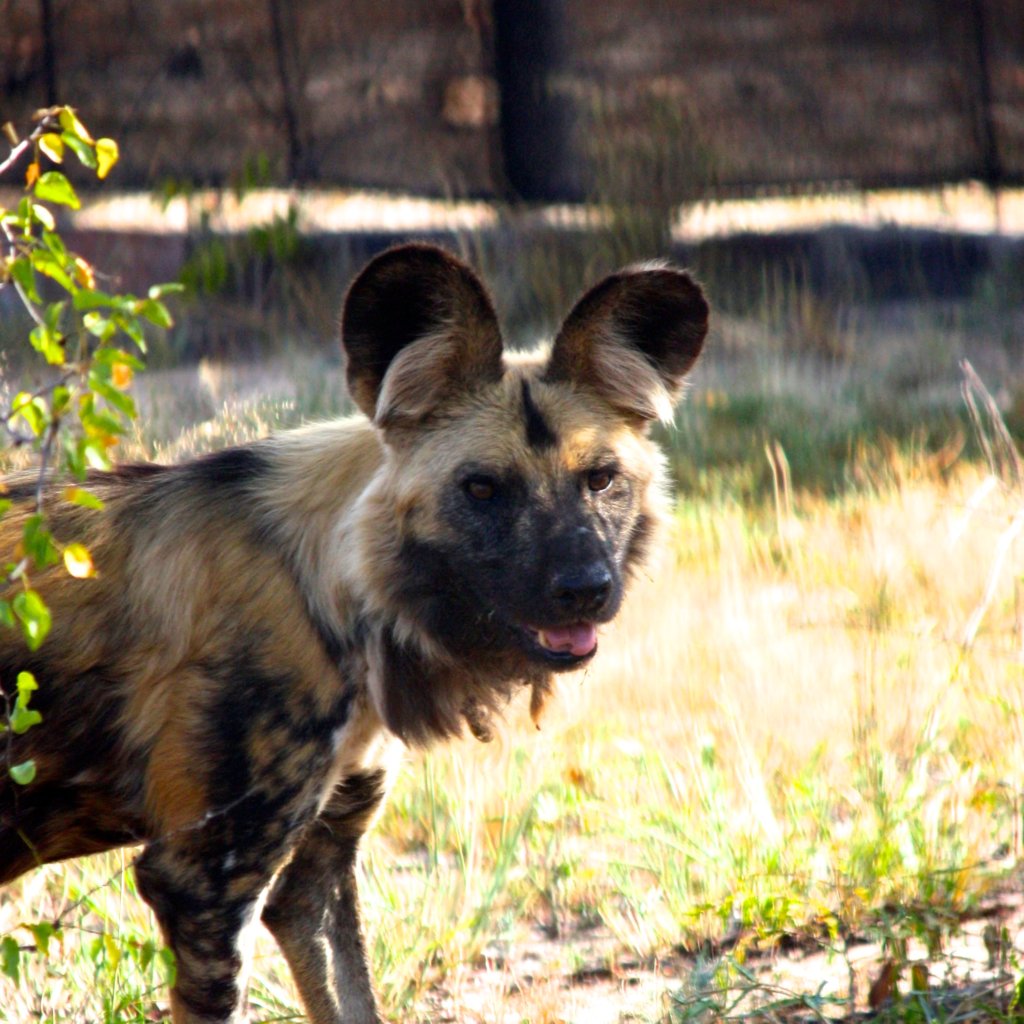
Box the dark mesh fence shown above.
[2,0,1021,199]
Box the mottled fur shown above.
[0,245,708,1023]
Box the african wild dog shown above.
[0,244,708,1023]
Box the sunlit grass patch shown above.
[2,360,1024,1021]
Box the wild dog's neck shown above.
[258,416,551,748]
[257,417,385,642]
[340,468,525,746]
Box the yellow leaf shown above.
[25,161,40,188]
[58,107,93,144]
[63,543,95,579]
[74,256,95,289]
[111,363,133,390]
[95,138,119,180]
[38,132,63,163]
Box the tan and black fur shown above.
[0,244,708,1023]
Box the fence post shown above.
[492,0,578,201]
[966,0,1003,188]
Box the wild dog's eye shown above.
[464,476,497,502]
[587,468,615,493]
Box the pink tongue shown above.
[538,622,598,657]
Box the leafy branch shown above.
[0,107,180,784]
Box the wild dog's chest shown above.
[318,687,403,814]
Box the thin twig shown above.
[0,116,58,179]
[0,135,33,179]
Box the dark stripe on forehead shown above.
[521,380,557,450]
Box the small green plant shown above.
[158,154,321,357]
[0,107,177,995]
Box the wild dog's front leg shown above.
[262,770,389,1024]
[135,839,282,1024]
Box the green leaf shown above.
[9,705,42,734]
[58,107,93,144]
[83,311,116,342]
[93,347,145,371]
[10,392,48,437]
[73,288,117,311]
[12,590,52,651]
[160,946,178,985]
[22,516,60,568]
[16,671,38,700]
[135,297,173,328]
[147,281,185,299]
[63,486,105,511]
[113,312,146,351]
[83,406,127,437]
[138,938,156,971]
[9,760,36,786]
[0,601,13,628]
[42,229,68,265]
[51,385,71,416]
[63,441,87,479]
[95,138,119,179]
[89,376,137,418]
[30,249,75,291]
[28,923,56,957]
[34,170,81,210]
[82,438,113,471]
[61,130,97,170]
[8,256,40,303]
[80,393,119,431]
[29,322,65,365]
[0,935,19,982]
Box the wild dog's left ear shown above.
[342,244,504,426]
[544,265,709,422]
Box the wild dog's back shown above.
[0,242,708,1024]
[0,420,387,882]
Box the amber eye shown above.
[465,476,497,501]
[587,469,614,493]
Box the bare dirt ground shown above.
[405,886,1024,1023]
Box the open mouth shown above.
[521,622,599,666]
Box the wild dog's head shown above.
[342,244,708,745]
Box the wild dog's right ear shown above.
[342,244,504,426]
[545,265,709,423]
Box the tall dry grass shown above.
[1,361,1023,1022]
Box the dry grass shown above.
[2,365,1024,1022]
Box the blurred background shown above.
[6,6,1024,1021]
[4,1,1023,197]
[2,1,1023,362]
[3,0,1023,495]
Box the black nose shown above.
[550,565,613,617]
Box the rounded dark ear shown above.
[545,266,709,421]
[341,244,504,424]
